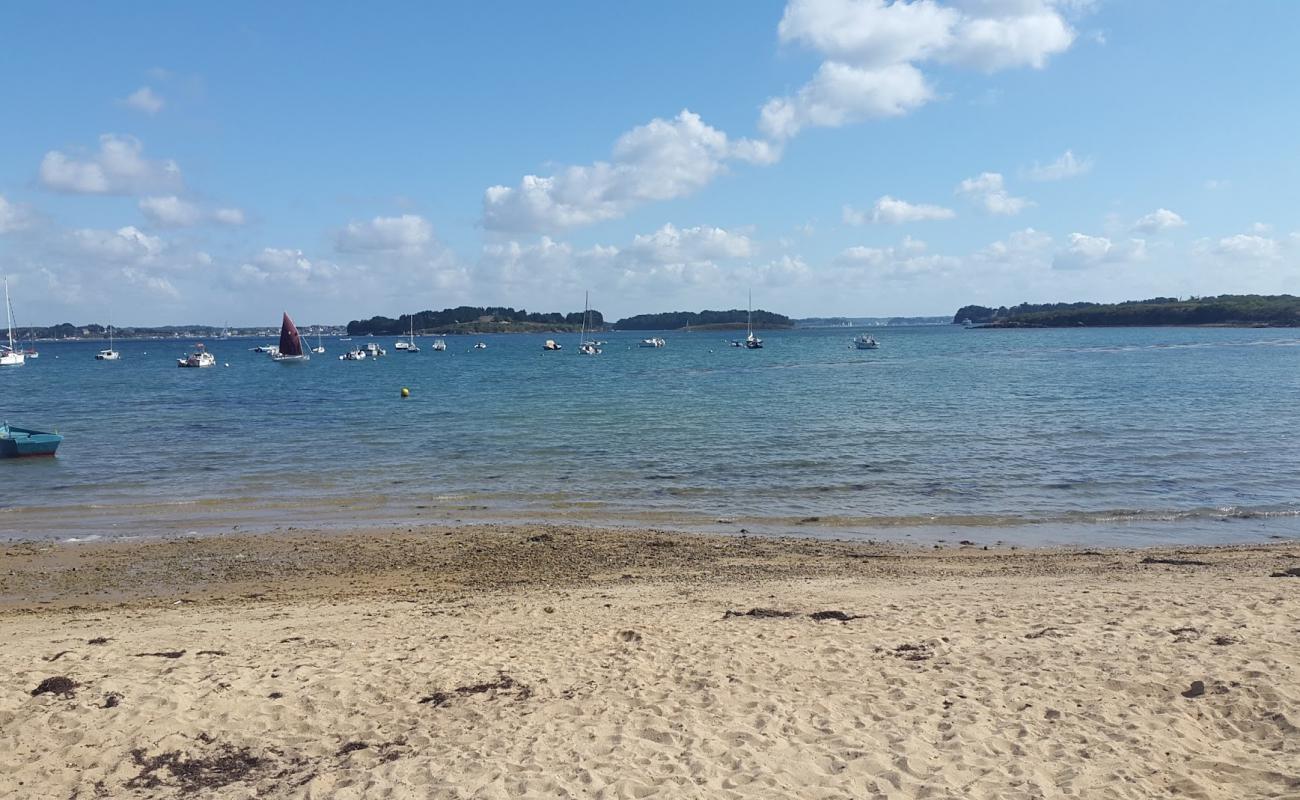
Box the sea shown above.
[3,325,1299,547]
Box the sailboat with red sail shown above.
[270,312,310,363]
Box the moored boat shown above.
[578,291,601,355]
[733,291,763,349]
[177,343,216,368]
[472,341,487,350]
[270,312,311,363]
[339,347,367,361]
[96,323,120,360]
[364,342,386,358]
[853,334,879,350]
[639,337,666,348]
[1,278,25,367]
[1,422,63,458]
[543,339,562,351]
[431,337,447,351]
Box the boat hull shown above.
[0,425,62,458]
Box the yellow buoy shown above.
[400,387,410,398]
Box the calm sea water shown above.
[3,326,1299,546]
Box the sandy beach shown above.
[2,525,1297,799]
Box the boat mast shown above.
[580,291,588,346]
[747,289,753,338]
[4,278,15,352]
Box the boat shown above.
[394,340,410,350]
[732,290,762,349]
[472,342,487,350]
[270,312,310,363]
[639,337,666,348]
[0,422,62,458]
[177,343,216,368]
[853,334,879,350]
[578,291,601,355]
[1,278,25,367]
[400,317,420,353]
[431,337,447,351]
[543,339,562,351]
[251,344,277,353]
[364,342,386,358]
[96,322,120,361]
[339,347,366,361]
[311,329,326,354]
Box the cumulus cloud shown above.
[1211,234,1281,262]
[625,223,754,263]
[233,248,340,288]
[956,172,1031,215]
[139,196,202,227]
[0,195,33,234]
[1053,232,1147,270]
[213,208,246,226]
[40,134,181,195]
[336,214,434,252]
[835,235,959,280]
[974,227,1054,268]
[1132,208,1186,234]
[844,195,956,225]
[482,110,777,233]
[139,196,247,228]
[122,86,164,114]
[761,0,1082,140]
[1026,149,1092,181]
[72,225,166,263]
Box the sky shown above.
[1,1,1298,326]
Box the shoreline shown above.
[2,523,1297,798]
[3,522,1297,612]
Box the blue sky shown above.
[1,1,1297,325]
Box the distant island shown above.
[954,295,1300,328]
[612,309,792,331]
[7,323,342,341]
[796,316,949,328]
[348,306,605,336]
[347,307,795,335]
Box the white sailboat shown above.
[579,291,600,355]
[732,290,763,349]
[1,278,24,367]
[402,316,420,353]
[95,321,121,360]
[311,327,326,354]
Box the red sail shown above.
[278,312,303,356]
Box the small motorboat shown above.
[431,338,447,351]
[394,340,411,350]
[579,342,601,356]
[542,339,562,351]
[0,422,63,458]
[639,337,666,348]
[251,344,277,353]
[339,348,367,361]
[178,343,216,368]
[364,342,386,358]
[853,334,879,350]
[473,342,487,350]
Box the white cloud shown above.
[40,134,181,195]
[72,225,166,263]
[956,172,1031,215]
[1132,208,1186,234]
[0,195,33,234]
[1053,232,1147,270]
[483,110,776,233]
[759,62,934,139]
[974,227,1054,268]
[1212,234,1280,262]
[139,196,247,227]
[844,195,956,225]
[336,214,434,252]
[836,235,959,280]
[1026,149,1092,181]
[139,196,202,227]
[234,248,340,288]
[625,223,754,264]
[762,0,1082,140]
[122,86,164,114]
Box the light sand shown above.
[1,527,1297,799]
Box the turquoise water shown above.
[3,326,1299,546]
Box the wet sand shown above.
[2,525,1298,798]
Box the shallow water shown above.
[3,326,1299,546]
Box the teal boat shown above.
[0,422,63,458]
